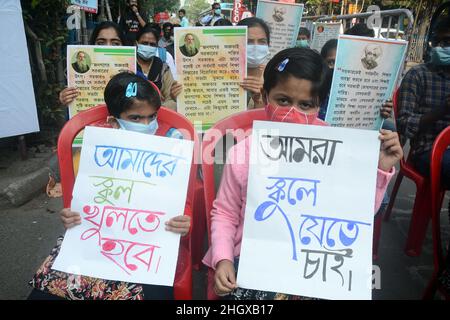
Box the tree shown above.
[183,0,210,24]
[22,0,68,127]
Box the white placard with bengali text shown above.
[256,0,304,57]
[238,121,379,300]
[325,35,408,130]
[53,126,194,286]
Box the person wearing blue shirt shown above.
[200,3,224,26]
[178,9,189,27]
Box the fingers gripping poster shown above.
[53,127,194,286]
[238,121,379,300]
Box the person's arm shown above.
[130,5,146,27]
[418,95,450,128]
[373,130,403,213]
[165,52,177,79]
[380,100,393,119]
[60,208,81,229]
[59,87,79,106]
[200,14,212,25]
[397,68,450,140]
[210,144,244,269]
[160,65,177,110]
[374,168,395,213]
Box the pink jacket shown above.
[202,122,395,270]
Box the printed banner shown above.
[174,27,247,131]
[238,121,379,300]
[310,22,342,52]
[67,45,136,145]
[325,35,408,130]
[53,126,194,286]
[71,0,98,14]
[256,0,304,57]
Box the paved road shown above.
[1,171,448,300]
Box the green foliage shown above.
[145,0,181,14]
[22,0,68,127]
[183,0,211,23]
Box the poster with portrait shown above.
[237,121,379,300]
[174,27,247,131]
[256,0,304,57]
[52,126,194,286]
[67,45,136,145]
[325,35,408,130]
[0,0,40,138]
[310,22,343,52]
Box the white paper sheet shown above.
[53,126,194,287]
[238,121,379,300]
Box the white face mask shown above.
[116,118,158,135]
[137,44,157,61]
[247,44,270,68]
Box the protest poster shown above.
[325,35,408,130]
[310,22,342,52]
[237,121,379,300]
[67,45,136,145]
[0,0,40,138]
[256,0,304,57]
[53,126,194,286]
[174,27,247,131]
[71,0,98,13]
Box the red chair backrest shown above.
[392,87,399,120]
[202,108,267,245]
[58,104,198,206]
[58,105,110,208]
[57,104,198,299]
[430,126,450,270]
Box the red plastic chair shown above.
[423,126,449,300]
[202,108,267,299]
[191,170,206,271]
[57,104,198,300]
[383,89,432,257]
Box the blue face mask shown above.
[296,39,309,48]
[247,44,270,68]
[116,118,158,135]
[431,47,450,66]
[137,44,157,61]
[214,9,221,15]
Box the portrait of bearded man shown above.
[361,44,382,70]
[179,33,199,57]
[72,51,91,74]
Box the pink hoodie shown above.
[202,118,395,269]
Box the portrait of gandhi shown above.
[361,44,383,70]
[272,6,286,23]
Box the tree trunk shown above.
[24,24,47,85]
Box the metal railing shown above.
[303,9,413,38]
[303,9,425,62]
